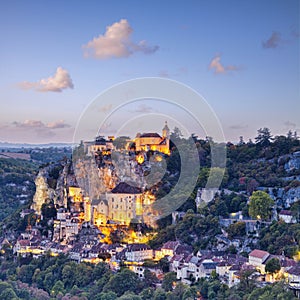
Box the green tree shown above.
[162,272,177,292]
[103,268,140,296]
[248,191,274,220]
[17,264,35,284]
[153,288,167,300]
[227,222,246,238]
[139,287,154,300]
[0,288,18,300]
[99,291,117,300]
[265,258,281,274]
[113,136,130,150]
[62,263,76,288]
[255,127,273,147]
[182,286,197,300]
[144,269,158,287]
[51,280,65,297]
[119,292,142,300]
[159,256,170,273]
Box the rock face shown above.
[31,170,55,214]
[55,161,71,208]
[265,186,300,208]
[73,158,118,200]
[284,151,300,172]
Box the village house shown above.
[156,241,181,259]
[228,265,241,287]
[287,265,300,287]
[278,210,296,223]
[125,243,153,262]
[248,249,270,273]
[85,136,115,156]
[129,265,162,280]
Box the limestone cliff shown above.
[31,169,55,214]
[73,157,119,199]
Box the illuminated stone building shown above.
[92,182,144,226]
[85,136,114,155]
[133,122,170,154]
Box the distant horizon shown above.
[0,125,298,147]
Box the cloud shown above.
[10,119,71,140]
[284,121,296,128]
[13,119,70,130]
[19,67,74,92]
[158,70,170,78]
[262,31,282,49]
[83,19,159,59]
[99,104,113,113]
[229,124,248,130]
[159,67,188,78]
[209,55,240,74]
[131,104,156,113]
[98,122,114,134]
[47,120,71,129]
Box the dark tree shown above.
[255,128,273,147]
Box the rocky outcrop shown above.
[31,170,55,214]
[265,186,300,208]
[73,158,119,199]
[284,151,300,172]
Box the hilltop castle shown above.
[133,121,170,154]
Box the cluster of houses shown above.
[12,225,300,294]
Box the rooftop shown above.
[140,133,161,138]
[279,210,293,216]
[249,249,270,259]
[110,182,142,194]
[162,241,180,250]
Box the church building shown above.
[133,121,170,155]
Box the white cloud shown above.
[209,55,240,74]
[262,31,281,49]
[229,124,248,130]
[158,70,170,78]
[10,119,71,140]
[13,119,70,129]
[284,121,297,130]
[83,19,159,59]
[47,120,71,129]
[19,67,74,92]
[132,104,156,113]
[99,104,113,113]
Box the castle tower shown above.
[162,121,170,154]
[162,121,170,138]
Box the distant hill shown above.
[0,141,74,149]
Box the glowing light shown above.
[136,154,145,164]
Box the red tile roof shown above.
[249,249,269,259]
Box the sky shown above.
[0,0,299,144]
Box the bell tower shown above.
[162,121,170,139]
